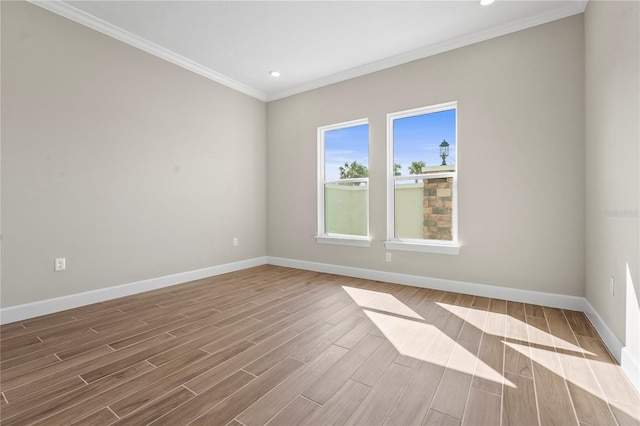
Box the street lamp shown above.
[439,140,449,166]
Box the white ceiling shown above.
[33,0,587,101]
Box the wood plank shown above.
[471,296,491,310]
[3,343,122,399]
[290,315,362,363]
[149,370,255,425]
[300,379,371,425]
[424,409,461,425]
[351,339,398,386]
[237,345,348,426]
[566,381,616,425]
[1,376,85,418]
[544,307,580,351]
[502,372,538,426]
[111,386,194,425]
[384,361,445,426]
[563,310,599,338]
[109,342,253,417]
[264,396,319,426]
[183,329,298,394]
[457,308,486,356]
[430,368,472,420]
[525,303,545,319]
[188,357,304,426]
[472,328,504,395]
[334,319,376,350]
[462,388,500,426]
[507,301,526,322]
[302,334,383,405]
[242,322,333,376]
[1,360,155,426]
[525,314,578,426]
[1,354,61,382]
[345,362,413,425]
[532,357,578,426]
[454,293,475,308]
[504,317,533,378]
[31,349,206,425]
[69,407,118,425]
[609,401,640,426]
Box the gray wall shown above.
[1,1,267,307]
[585,1,639,351]
[267,15,585,296]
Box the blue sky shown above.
[324,124,369,181]
[324,109,456,181]
[393,109,456,175]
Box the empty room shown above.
[1,0,639,425]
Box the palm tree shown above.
[408,161,425,183]
[394,163,402,176]
[339,161,368,186]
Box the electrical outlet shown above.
[609,275,615,296]
[385,252,392,262]
[54,258,66,272]
[233,237,239,247]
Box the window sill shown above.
[384,240,461,255]
[316,235,372,247]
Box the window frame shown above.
[316,118,371,247]
[385,102,460,255]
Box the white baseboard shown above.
[0,257,268,325]
[267,256,586,311]
[583,299,639,392]
[582,299,624,363]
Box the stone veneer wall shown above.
[423,175,453,240]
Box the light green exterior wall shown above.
[325,184,423,238]
[394,184,424,239]
[325,184,368,236]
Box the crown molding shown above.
[266,0,588,101]
[28,0,268,101]
[28,0,586,103]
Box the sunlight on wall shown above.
[625,262,639,387]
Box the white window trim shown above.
[385,101,460,255]
[317,118,371,247]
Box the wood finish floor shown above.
[1,265,639,425]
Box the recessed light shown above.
[269,70,281,77]
[480,0,495,5]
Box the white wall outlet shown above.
[233,237,239,247]
[54,258,66,272]
[609,275,615,296]
[385,252,392,262]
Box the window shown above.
[317,119,370,247]
[386,102,460,255]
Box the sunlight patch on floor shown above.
[362,309,514,387]
[438,302,593,356]
[511,340,640,421]
[342,286,423,319]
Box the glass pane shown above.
[325,182,367,236]
[395,177,453,241]
[393,109,456,177]
[324,124,369,181]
